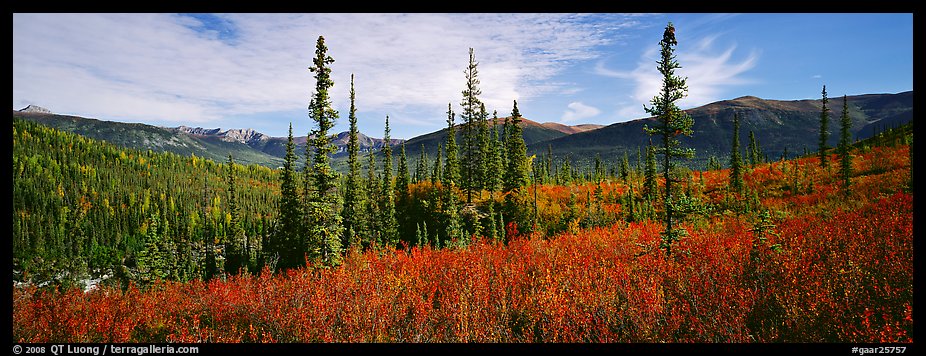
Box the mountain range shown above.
[13,90,912,170]
[528,91,913,165]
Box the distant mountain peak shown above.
[223,128,268,145]
[19,105,52,114]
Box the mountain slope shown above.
[529,91,913,166]
[402,116,593,159]
[13,111,285,167]
[12,111,401,169]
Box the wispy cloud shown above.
[561,101,601,122]
[13,13,643,131]
[595,32,759,121]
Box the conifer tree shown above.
[819,85,831,168]
[838,94,853,193]
[275,123,302,269]
[477,103,491,198]
[379,116,399,247]
[748,131,760,167]
[225,154,246,273]
[729,112,744,193]
[305,35,343,264]
[461,48,484,203]
[342,74,365,250]
[414,144,428,183]
[619,152,630,182]
[484,110,503,196]
[642,22,695,257]
[396,142,410,199]
[504,100,529,192]
[432,143,443,184]
[443,103,461,185]
[365,147,380,248]
[395,141,410,241]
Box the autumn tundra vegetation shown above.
[12,23,913,343]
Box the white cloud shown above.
[595,32,759,121]
[561,101,601,122]
[13,13,643,131]
[812,74,822,79]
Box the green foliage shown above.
[306,35,344,265]
[275,124,303,270]
[838,95,853,193]
[414,144,428,183]
[460,48,485,203]
[819,85,831,169]
[642,22,695,257]
[379,116,399,248]
[443,104,461,186]
[730,112,744,193]
[484,111,503,194]
[504,100,530,193]
[748,130,761,167]
[342,74,366,250]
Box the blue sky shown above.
[13,13,912,139]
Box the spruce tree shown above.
[504,100,530,192]
[619,152,630,182]
[305,35,343,265]
[379,116,399,247]
[432,142,443,184]
[397,142,410,199]
[443,103,461,185]
[642,22,695,257]
[365,147,380,248]
[225,154,246,273]
[395,141,410,242]
[275,123,302,269]
[838,94,852,193]
[414,144,428,184]
[342,74,365,250]
[819,85,831,168]
[460,48,484,203]
[477,103,491,198]
[484,111,503,196]
[729,112,744,193]
[748,131,760,167]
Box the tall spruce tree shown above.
[819,85,831,169]
[729,112,744,194]
[305,35,343,265]
[379,116,398,247]
[504,100,529,192]
[414,144,428,184]
[444,103,461,185]
[477,103,491,198]
[397,142,410,198]
[432,143,443,184]
[395,141,410,241]
[642,22,695,257]
[342,74,365,250]
[225,154,246,273]
[484,111,503,196]
[748,131,760,167]
[365,147,380,248]
[460,48,484,203]
[838,94,853,193]
[275,123,302,269]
